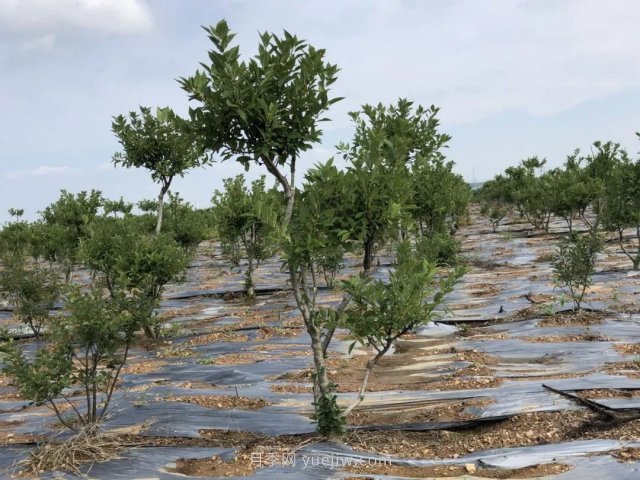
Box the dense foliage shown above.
[23,18,640,454]
[480,136,640,270]
[552,233,603,310]
[1,288,150,429]
[211,175,281,297]
[112,107,207,234]
[181,19,341,225]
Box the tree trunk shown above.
[308,320,330,406]
[27,316,40,340]
[343,345,390,417]
[143,322,157,339]
[288,265,340,435]
[635,227,640,270]
[618,228,640,271]
[155,183,170,235]
[246,256,256,298]
[260,155,294,227]
[362,235,375,274]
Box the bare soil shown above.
[167,395,270,410]
[524,333,612,343]
[614,343,640,356]
[344,462,571,479]
[172,408,639,478]
[349,398,494,425]
[537,309,607,327]
[343,410,640,459]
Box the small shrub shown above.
[81,221,190,338]
[317,246,345,287]
[156,343,194,358]
[552,233,602,310]
[0,256,60,338]
[340,242,465,416]
[415,232,460,266]
[0,289,146,430]
[312,382,345,438]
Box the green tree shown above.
[212,175,280,298]
[112,107,207,234]
[0,209,34,258]
[33,190,103,283]
[478,174,513,232]
[282,162,350,437]
[0,256,59,338]
[412,156,471,236]
[415,231,460,266]
[180,19,341,226]
[546,152,590,233]
[505,157,553,231]
[161,193,211,251]
[102,197,133,218]
[552,233,602,310]
[0,288,149,430]
[340,100,443,272]
[582,141,629,231]
[340,242,464,416]
[81,218,189,338]
[601,158,640,269]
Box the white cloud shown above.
[222,0,640,125]
[20,33,55,52]
[0,0,153,35]
[96,162,115,172]
[6,165,72,180]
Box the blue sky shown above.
[1,0,639,222]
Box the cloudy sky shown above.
[1,0,639,222]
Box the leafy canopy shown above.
[212,174,281,295]
[180,19,341,170]
[552,233,602,310]
[342,242,464,353]
[112,107,207,187]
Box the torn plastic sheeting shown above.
[595,397,640,409]
[457,337,622,370]
[475,375,640,417]
[57,432,637,480]
[592,317,640,338]
[395,359,472,377]
[209,315,244,326]
[553,455,640,480]
[499,320,590,337]
[347,414,513,432]
[123,364,266,388]
[414,322,459,337]
[0,407,56,436]
[10,446,233,480]
[0,446,29,476]
[301,438,620,470]
[0,399,31,413]
[165,284,317,301]
[107,401,316,437]
[150,441,351,479]
[540,375,640,391]
[478,439,623,469]
[124,355,313,388]
[244,465,342,479]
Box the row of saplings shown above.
[477,135,640,313]
[0,19,599,476]
[478,137,640,271]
